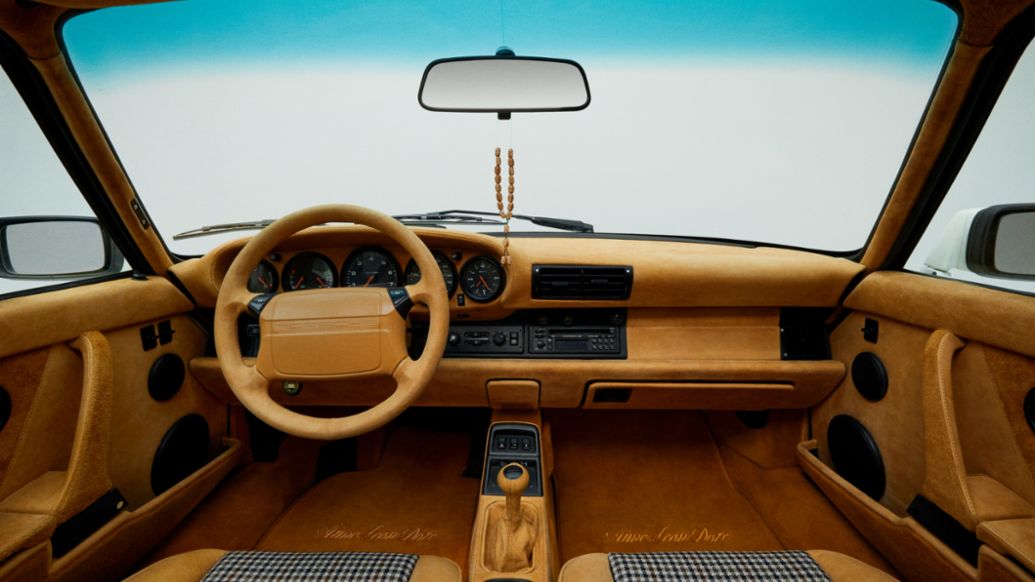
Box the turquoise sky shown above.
[64,0,958,76]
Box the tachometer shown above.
[405,251,458,296]
[460,256,505,302]
[342,247,401,288]
[283,252,336,291]
[247,259,278,293]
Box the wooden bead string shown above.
[494,147,515,265]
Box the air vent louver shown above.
[532,265,633,300]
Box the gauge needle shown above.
[315,275,327,287]
[478,275,490,289]
[364,274,375,287]
[260,274,272,287]
[292,275,302,290]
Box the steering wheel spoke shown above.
[405,280,434,305]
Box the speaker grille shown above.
[148,354,185,402]
[151,414,210,495]
[851,352,888,402]
[828,415,885,501]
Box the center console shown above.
[470,418,556,582]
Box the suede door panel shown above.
[812,274,1035,580]
[0,276,231,580]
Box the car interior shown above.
[1,0,1035,581]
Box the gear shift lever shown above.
[487,462,536,572]
[498,463,530,524]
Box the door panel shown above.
[0,277,237,581]
[811,272,1035,581]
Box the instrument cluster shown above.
[246,245,505,303]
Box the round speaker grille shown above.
[827,414,885,501]
[148,354,185,402]
[851,352,888,402]
[151,414,209,495]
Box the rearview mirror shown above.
[418,54,590,116]
[0,216,124,280]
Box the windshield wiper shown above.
[394,209,594,233]
[173,219,275,240]
[174,208,593,240]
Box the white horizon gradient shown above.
[71,62,937,255]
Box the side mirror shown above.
[0,216,124,280]
[924,204,1035,281]
[966,204,1035,279]
[418,54,590,117]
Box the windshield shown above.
[62,1,957,255]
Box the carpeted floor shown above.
[549,410,785,558]
[547,410,894,575]
[144,409,894,578]
[255,428,480,572]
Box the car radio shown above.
[409,309,627,359]
[528,326,621,355]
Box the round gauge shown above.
[405,251,458,296]
[342,247,401,288]
[247,260,279,293]
[283,252,336,291]
[460,256,505,302]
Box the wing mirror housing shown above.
[924,204,1035,281]
[418,50,590,119]
[0,216,124,280]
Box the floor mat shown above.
[256,427,480,571]
[548,410,784,560]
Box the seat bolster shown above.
[558,552,614,582]
[807,550,897,581]
[411,555,463,582]
[124,549,227,581]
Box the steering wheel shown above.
[214,205,449,440]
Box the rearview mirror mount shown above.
[418,51,590,119]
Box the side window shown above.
[0,62,126,297]
[906,40,1035,294]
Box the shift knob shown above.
[497,463,529,524]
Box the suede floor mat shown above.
[549,410,784,560]
[256,427,480,572]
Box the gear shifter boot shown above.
[485,463,537,572]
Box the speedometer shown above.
[342,247,401,288]
[405,251,458,296]
[460,256,505,302]
[283,253,336,291]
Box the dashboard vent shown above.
[532,265,633,300]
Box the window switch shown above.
[508,437,519,450]
[495,436,507,450]
[520,437,531,451]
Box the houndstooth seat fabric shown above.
[607,550,831,582]
[200,551,419,582]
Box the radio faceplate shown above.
[409,309,626,359]
[529,326,621,355]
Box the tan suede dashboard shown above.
[171,226,864,311]
[168,228,865,410]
